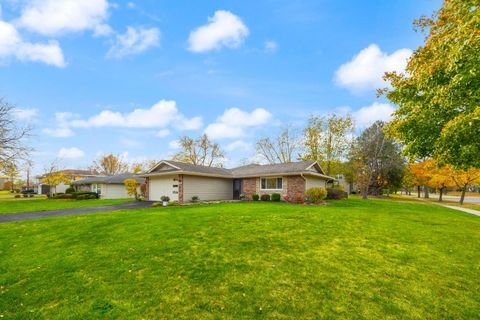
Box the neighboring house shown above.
[72,173,144,199]
[36,169,104,194]
[140,160,334,202]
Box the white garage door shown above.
[149,175,179,201]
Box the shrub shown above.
[239,193,246,201]
[28,194,34,198]
[65,187,75,194]
[76,195,88,200]
[191,195,199,202]
[271,193,281,202]
[14,194,21,198]
[22,194,28,198]
[305,187,327,204]
[326,188,347,200]
[71,191,99,199]
[260,194,271,201]
[252,194,260,201]
[161,195,170,202]
[294,194,304,204]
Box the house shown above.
[72,173,144,199]
[36,169,104,194]
[140,160,334,202]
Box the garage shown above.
[148,174,179,202]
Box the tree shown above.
[124,178,139,200]
[425,160,455,201]
[172,134,225,167]
[256,128,299,164]
[349,121,405,199]
[2,161,18,191]
[0,98,32,166]
[92,154,129,175]
[130,160,158,174]
[410,160,434,198]
[41,160,70,195]
[24,159,34,189]
[300,114,354,175]
[383,0,480,170]
[449,168,480,205]
[401,164,416,195]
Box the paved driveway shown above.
[0,201,154,223]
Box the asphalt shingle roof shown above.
[147,160,326,178]
[72,173,144,185]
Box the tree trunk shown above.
[439,187,444,201]
[459,185,467,205]
[417,186,421,198]
[423,185,429,198]
[362,186,368,199]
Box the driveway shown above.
[0,201,154,223]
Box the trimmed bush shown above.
[191,195,199,202]
[76,195,88,200]
[305,187,327,204]
[14,194,21,198]
[326,188,347,200]
[252,194,260,201]
[294,194,304,204]
[65,187,75,194]
[70,191,99,199]
[260,194,271,201]
[271,193,281,202]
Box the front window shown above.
[261,177,283,190]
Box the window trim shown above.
[260,177,283,190]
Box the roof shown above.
[37,169,103,179]
[142,160,334,180]
[72,173,144,185]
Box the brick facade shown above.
[241,175,306,200]
[242,178,257,199]
[286,175,306,199]
[178,174,184,202]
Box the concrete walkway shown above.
[431,202,480,217]
[0,201,154,223]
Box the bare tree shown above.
[172,134,225,167]
[92,153,129,175]
[0,98,32,167]
[256,128,299,164]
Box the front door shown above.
[233,179,242,200]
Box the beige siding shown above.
[149,175,179,201]
[102,184,134,199]
[305,176,327,189]
[183,175,233,201]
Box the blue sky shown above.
[0,0,441,174]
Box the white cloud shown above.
[17,0,111,36]
[42,127,74,138]
[352,102,396,129]
[58,147,85,159]
[107,26,160,58]
[169,140,180,149]
[225,140,252,152]
[127,2,136,9]
[188,10,249,53]
[42,112,75,137]
[175,116,203,130]
[264,40,278,53]
[205,107,272,139]
[334,44,412,93]
[13,108,38,120]
[0,21,65,67]
[155,129,170,138]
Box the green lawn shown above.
[0,198,133,214]
[1,198,479,319]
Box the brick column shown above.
[178,174,184,202]
[287,176,306,199]
[242,178,257,199]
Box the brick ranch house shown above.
[140,160,334,202]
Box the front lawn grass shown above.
[0,198,133,214]
[1,198,480,319]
